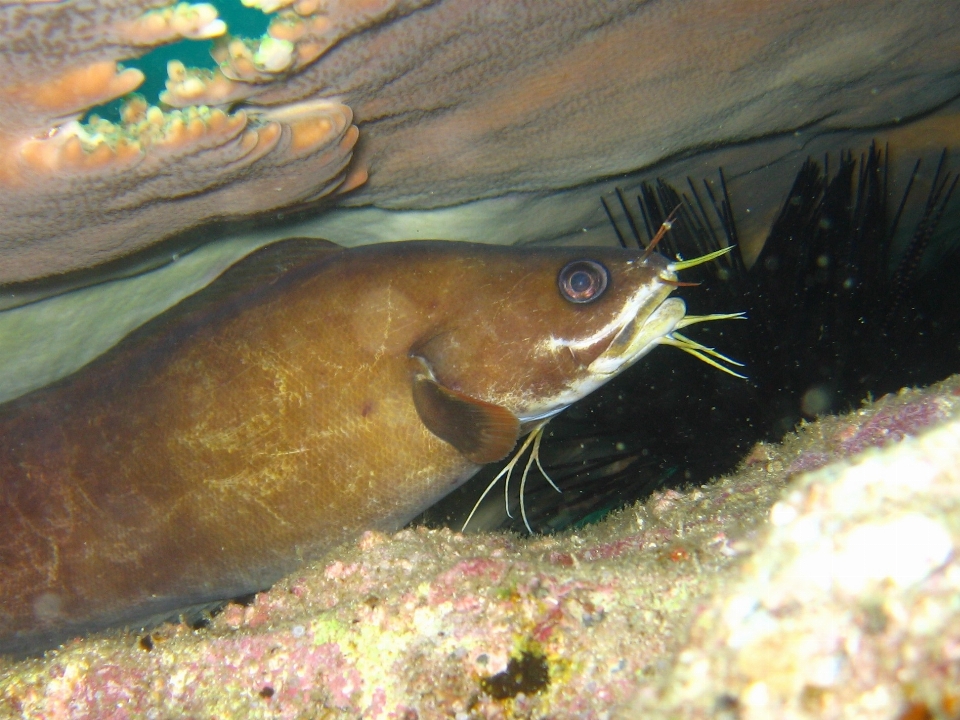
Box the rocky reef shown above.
[1,376,959,719]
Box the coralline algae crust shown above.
[1,377,959,719]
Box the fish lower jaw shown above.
[515,376,610,424]
[588,297,687,376]
[515,299,686,424]
[518,406,569,424]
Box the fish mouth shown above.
[518,275,685,423]
[518,294,686,424]
[589,296,687,377]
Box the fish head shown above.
[402,242,685,458]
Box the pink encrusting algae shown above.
[779,382,955,477]
[2,377,960,718]
[624,379,960,720]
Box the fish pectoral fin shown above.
[411,371,520,465]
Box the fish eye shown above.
[557,259,609,304]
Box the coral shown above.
[3,0,960,282]
[0,0,360,283]
[2,377,959,718]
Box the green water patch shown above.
[90,1,271,121]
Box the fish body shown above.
[0,239,683,654]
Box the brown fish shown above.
[0,237,727,654]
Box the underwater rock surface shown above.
[1,376,959,718]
